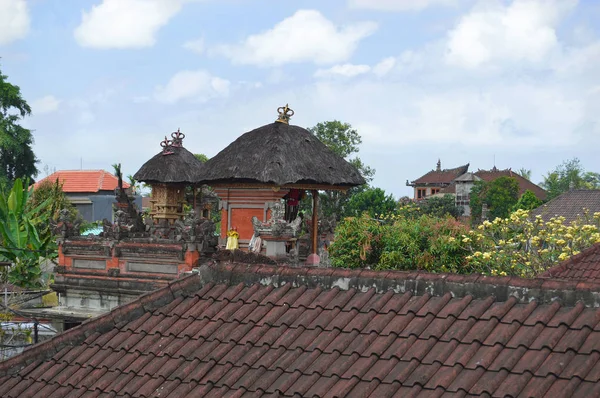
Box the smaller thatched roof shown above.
[134,130,205,184]
[198,108,365,189]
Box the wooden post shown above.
[193,184,197,210]
[312,190,318,255]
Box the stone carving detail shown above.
[251,200,302,238]
[51,209,81,239]
[174,210,218,253]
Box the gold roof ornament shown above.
[276,104,294,124]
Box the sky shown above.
[1,0,599,198]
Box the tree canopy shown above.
[345,187,396,219]
[0,67,38,184]
[542,158,600,200]
[307,121,377,220]
[470,176,520,223]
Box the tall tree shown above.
[0,67,38,184]
[541,158,599,200]
[517,168,532,181]
[345,187,396,219]
[307,121,375,219]
[470,176,520,224]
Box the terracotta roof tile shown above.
[474,168,547,200]
[410,164,470,185]
[33,170,129,193]
[532,189,600,224]
[3,264,600,397]
[541,242,600,282]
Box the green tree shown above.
[28,178,78,221]
[194,153,209,163]
[470,176,520,223]
[344,187,396,219]
[0,67,38,184]
[541,158,599,200]
[418,194,463,218]
[307,121,375,220]
[0,179,55,288]
[512,190,543,211]
[517,168,532,181]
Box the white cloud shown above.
[32,95,61,114]
[446,0,576,69]
[372,57,396,76]
[74,0,185,49]
[215,10,377,66]
[315,64,371,78]
[154,70,230,103]
[183,37,205,54]
[349,0,457,11]
[0,0,29,45]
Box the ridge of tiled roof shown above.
[2,264,600,397]
[410,163,470,185]
[475,167,547,200]
[541,242,600,281]
[531,189,600,224]
[33,170,130,193]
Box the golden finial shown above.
[276,104,294,124]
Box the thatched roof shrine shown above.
[198,106,365,190]
[134,130,205,184]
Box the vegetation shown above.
[542,158,600,200]
[0,67,38,184]
[0,179,56,288]
[194,153,209,163]
[470,176,520,224]
[417,194,463,219]
[512,190,543,211]
[307,120,375,220]
[344,187,396,219]
[463,209,600,277]
[329,207,600,278]
[329,214,470,272]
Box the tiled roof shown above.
[475,168,547,201]
[541,243,600,281]
[33,170,129,193]
[2,264,600,397]
[410,164,470,185]
[531,189,600,224]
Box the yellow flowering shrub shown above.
[464,209,600,277]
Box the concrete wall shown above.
[67,192,143,222]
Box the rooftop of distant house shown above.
[33,170,129,194]
[2,262,600,397]
[531,189,600,224]
[474,167,547,200]
[408,160,470,186]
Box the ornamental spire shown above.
[276,104,294,124]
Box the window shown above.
[417,188,427,199]
[431,188,440,195]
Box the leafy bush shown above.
[0,179,56,288]
[329,214,470,272]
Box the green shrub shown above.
[330,214,470,272]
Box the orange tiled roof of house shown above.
[33,170,129,193]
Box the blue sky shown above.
[1,0,599,198]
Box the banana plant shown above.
[0,179,55,288]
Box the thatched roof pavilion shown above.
[199,107,365,189]
[200,105,365,261]
[134,130,205,184]
[134,130,205,223]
